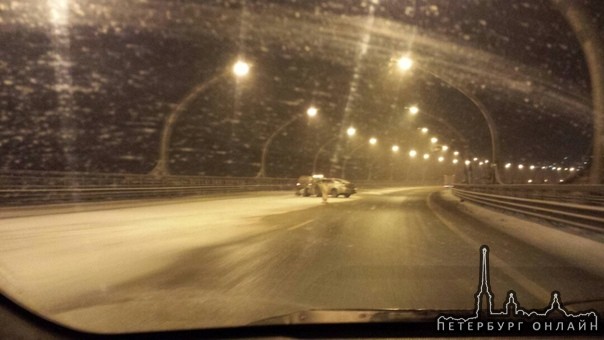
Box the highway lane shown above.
[1,187,603,333]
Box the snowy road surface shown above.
[1,187,603,333]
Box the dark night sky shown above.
[0,0,602,179]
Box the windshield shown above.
[1,0,603,335]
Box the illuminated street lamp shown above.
[438,156,445,162]
[423,153,430,160]
[409,149,417,158]
[392,145,400,152]
[529,165,535,170]
[430,137,438,144]
[465,160,471,166]
[347,126,357,137]
[453,151,460,156]
[312,130,355,174]
[397,56,413,71]
[452,159,459,164]
[152,59,250,176]
[409,105,419,115]
[442,145,449,152]
[232,60,250,77]
[505,163,512,169]
[421,127,429,134]
[258,105,319,177]
[518,164,524,170]
[342,137,381,178]
[306,106,318,117]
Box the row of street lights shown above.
[152,54,473,178]
[149,55,497,183]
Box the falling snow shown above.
[0,0,600,177]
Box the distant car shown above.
[295,176,356,198]
[295,175,317,196]
[325,178,356,198]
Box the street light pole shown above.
[150,60,250,176]
[409,63,504,184]
[553,0,604,184]
[256,107,317,178]
[313,127,356,175]
[313,136,338,175]
[341,137,377,179]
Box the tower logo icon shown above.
[436,245,599,334]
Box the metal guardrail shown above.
[452,184,604,232]
[0,170,296,206]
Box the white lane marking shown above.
[287,219,315,231]
[426,192,551,304]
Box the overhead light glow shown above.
[397,56,413,71]
[306,106,318,117]
[347,126,356,137]
[232,60,250,77]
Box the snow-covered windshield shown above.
[1,0,603,335]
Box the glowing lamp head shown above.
[306,106,318,117]
[346,126,356,137]
[232,60,250,77]
[397,56,413,71]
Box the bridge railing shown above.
[452,184,604,232]
[0,170,296,206]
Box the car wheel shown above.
[303,188,310,197]
[330,188,338,197]
[344,194,350,198]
